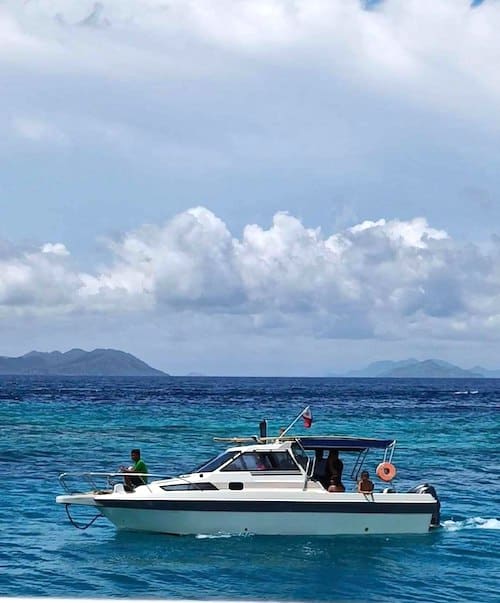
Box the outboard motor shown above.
[408,483,441,527]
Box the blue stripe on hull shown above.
[96,499,437,515]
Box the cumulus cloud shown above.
[0,242,77,313]
[41,242,70,256]
[78,207,244,311]
[1,208,499,343]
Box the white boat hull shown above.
[93,492,437,535]
[99,508,432,535]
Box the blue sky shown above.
[1,0,500,375]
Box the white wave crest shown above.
[195,530,254,539]
[442,517,500,531]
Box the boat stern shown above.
[408,483,441,528]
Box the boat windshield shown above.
[191,451,237,473]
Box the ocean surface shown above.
[0,376,498,602]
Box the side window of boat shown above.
[267,452,300,470]
[245,453,272,471]
[222,452,301,472]
[221,455,247,471]
[221,453,271,471]
[222,453,265,471]
[160,483,219,491]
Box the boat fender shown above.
[376,462,397,482]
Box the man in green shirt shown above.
[121,448,148,490]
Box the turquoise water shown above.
[0,376,498,601]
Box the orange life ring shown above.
[376,462,397,482]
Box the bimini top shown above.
[293,436,396,451]
[214,435,396,451]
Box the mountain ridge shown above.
[338,358,492,378]
[0,348,167,376]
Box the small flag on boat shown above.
[302,407,313,428]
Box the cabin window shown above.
[221,452,301,472]
[222,455,246,471]
[160,483,218,491]
[267,452,301,470]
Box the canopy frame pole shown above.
[383,441,397,463]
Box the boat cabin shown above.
[176,436,396,492]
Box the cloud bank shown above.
[1,208,499,343]
[2,0,500,251]
[3,0,500,148]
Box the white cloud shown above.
[1,208,499,344]
[348,217,448,248]
[41,242,70,256]
[12,117,68,145]
[0,244,77,313]
[81,207,244,309]
[1,0,499,250]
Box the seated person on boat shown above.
[120,448,148,490]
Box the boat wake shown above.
[195,532,251,539]
[441,517,500,531]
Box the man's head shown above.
[131,449,141,461]
[361,470,369,479]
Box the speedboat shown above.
[56,412,440,536]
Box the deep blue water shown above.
[0,376,498,601]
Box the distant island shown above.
[336,358,499,379]
[1,350,498,378]
[0,349,168,376]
